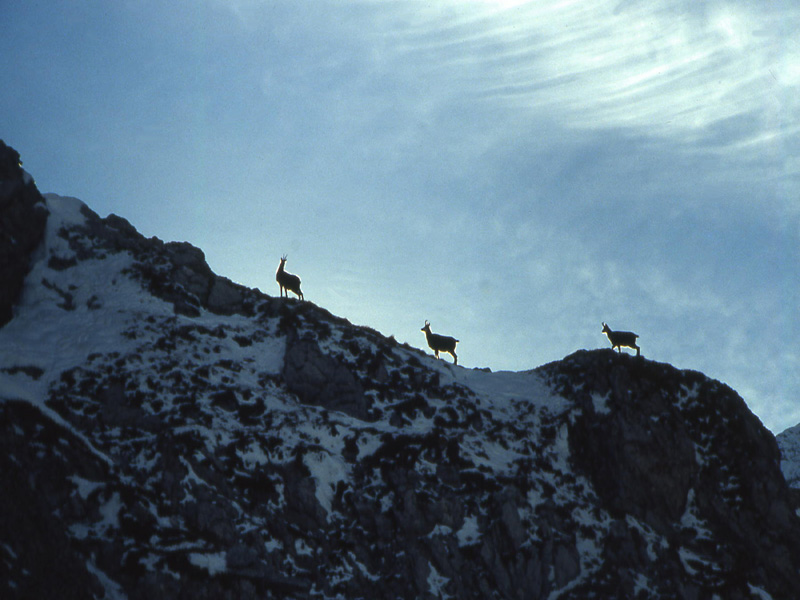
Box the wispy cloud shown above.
[356,0,800,144]
[208,0,799,187]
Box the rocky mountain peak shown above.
[1,142,799,599]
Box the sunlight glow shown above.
[712,10,746,49]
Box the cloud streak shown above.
[343,0,800,154]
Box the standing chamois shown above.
[602,322,640,356]
[421,321,459,365]
[276,255,304,300]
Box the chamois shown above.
[276,255,303,300]
[421,320,459,365]
[602,322,640,356]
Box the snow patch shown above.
[85,556,127,600]
[189,551,227,576]
[680,488,713,541]
[427,562,451,599]
[626,515,667,561]
[295,538,313,556]
[591,391,611,414]
[99,492,122,532]
[457,515,480,547]
[427,524,453,538]
[355,432,383,459]
[44,194,89,227]
[676,382,700,410]
[69,475,103,500]
[633,572,655,596]
[451,368,570,416]
[239,440,269,469]
[303,450,349,519]
[678,546,720,576]
[748,583,774,600]
[352,552,380,581]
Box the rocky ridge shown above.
[2,141,799,600]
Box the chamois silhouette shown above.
[276,255,303,300]
[602,322,640,356]
[421,321,459,365]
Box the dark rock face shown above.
[0,140,48,326]
[0,400,107,600]
[541,350,800,598]
[555,352,701,530]
[282,329,368,420]
[2,145,800,599]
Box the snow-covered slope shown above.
[2,141,800,600]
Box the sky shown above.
[1,0,798,433]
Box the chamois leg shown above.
[450,351,457,365]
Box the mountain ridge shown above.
[2,140,799,600]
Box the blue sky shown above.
[2,0,798,432]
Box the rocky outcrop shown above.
[541,350,800,599]
[0,141,48,326]
[63,204,256,318]
[0,142,254,321]
[282,329,368,420]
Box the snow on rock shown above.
[189,551,227,576]
[2,142,800,600]
[303,448,350,520]
[777,422,800,488]
[456,515,480,547]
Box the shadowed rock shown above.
[282,330,368,420]
[0,140,48,327]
